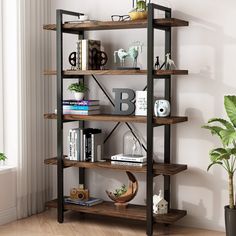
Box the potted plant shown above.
[129,0,151,20]
[68,83,88,101]
[0,152,7,166]
[202,96,236,236]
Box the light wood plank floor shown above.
[0,209,225,236]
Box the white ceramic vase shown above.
[74,92,84,100]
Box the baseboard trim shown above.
[0,207,17,226]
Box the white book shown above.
[135,91,147,116]
[111,153,147,163]
[111,161,147,167]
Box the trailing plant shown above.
[202,96,236,209]
[68,83,88,93]
[0,152,7,161]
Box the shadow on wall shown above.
[172,167,227,229]
[169,10,236,229]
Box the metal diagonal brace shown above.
[91,75,147,152]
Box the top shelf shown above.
[43,18,189,32]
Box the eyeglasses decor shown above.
[111,15,131,22]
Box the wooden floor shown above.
[0,209,225,236]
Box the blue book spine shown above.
[63,105,91,111]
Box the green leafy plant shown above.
[114,184,127,197]
[131,0,150,12]
[0,153,7,161]
[68,83,88,93]
[202,96,236,209]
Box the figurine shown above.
[165,53,176,70]
[153,190,168,215]
[114,41,143,69]
[154,56,160,70]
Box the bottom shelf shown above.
[46,199,186,224]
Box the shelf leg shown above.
[56,9,64,223]
[164,9,172,210]
[146,3,154,236]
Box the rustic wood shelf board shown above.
[44,114,188,125]
[43,69,188,76]
[44,158,187,175]
[46,199,187,224]
[43,18,188,32]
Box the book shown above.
[81,39,101,70]
[91,130,103,162]
[111,161,147,167]
[68,128,83,161]
[76,40,82,70]
[63,105,100,111]
[63,110,101,115]
[111,153,147,163]
[65,197,103,207]
[135,91,147,116]
[63,100,100,106]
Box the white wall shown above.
[49,0,236,231]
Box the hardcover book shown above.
[63,105,100,111]
[81,40,101,70]
[63,110,101,115]
[111,153,147,163]
[65,197,103,207]
[63,100,100,106]
[111,160,147,167]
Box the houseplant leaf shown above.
[224,96,236,127]
[208,118,235,131]
[202,125,224,139]
[207,161,223,171]
[220,130,236,146]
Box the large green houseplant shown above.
[202,95,236,236]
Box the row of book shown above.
[63,100,100,115]
[75,39,101,70]
[110,153,147,167]
[68,128,103,162]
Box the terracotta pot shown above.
[225,205,236,236]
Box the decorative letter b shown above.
[113,88,135,115]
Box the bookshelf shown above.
[43,4,189,236]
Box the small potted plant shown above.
[0,152,7,166]
[68,83,88,101]
[202,96,236,236]
[129,0,150,21]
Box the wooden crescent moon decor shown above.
[106,171,138,209]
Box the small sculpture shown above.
[106,171,138,208]
[154,100,171,117]
[114,41,143,69]
[165,53,176,70]
[153,190,168,215]
[154,56,160,70]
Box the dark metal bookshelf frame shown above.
[55,4,179,236]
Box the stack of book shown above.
[110,154,147,167]
[65,197,103,207]
[76,39,101,70]
[63,100,100,115]
[68,128,103,162]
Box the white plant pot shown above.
[74,92,84,100]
